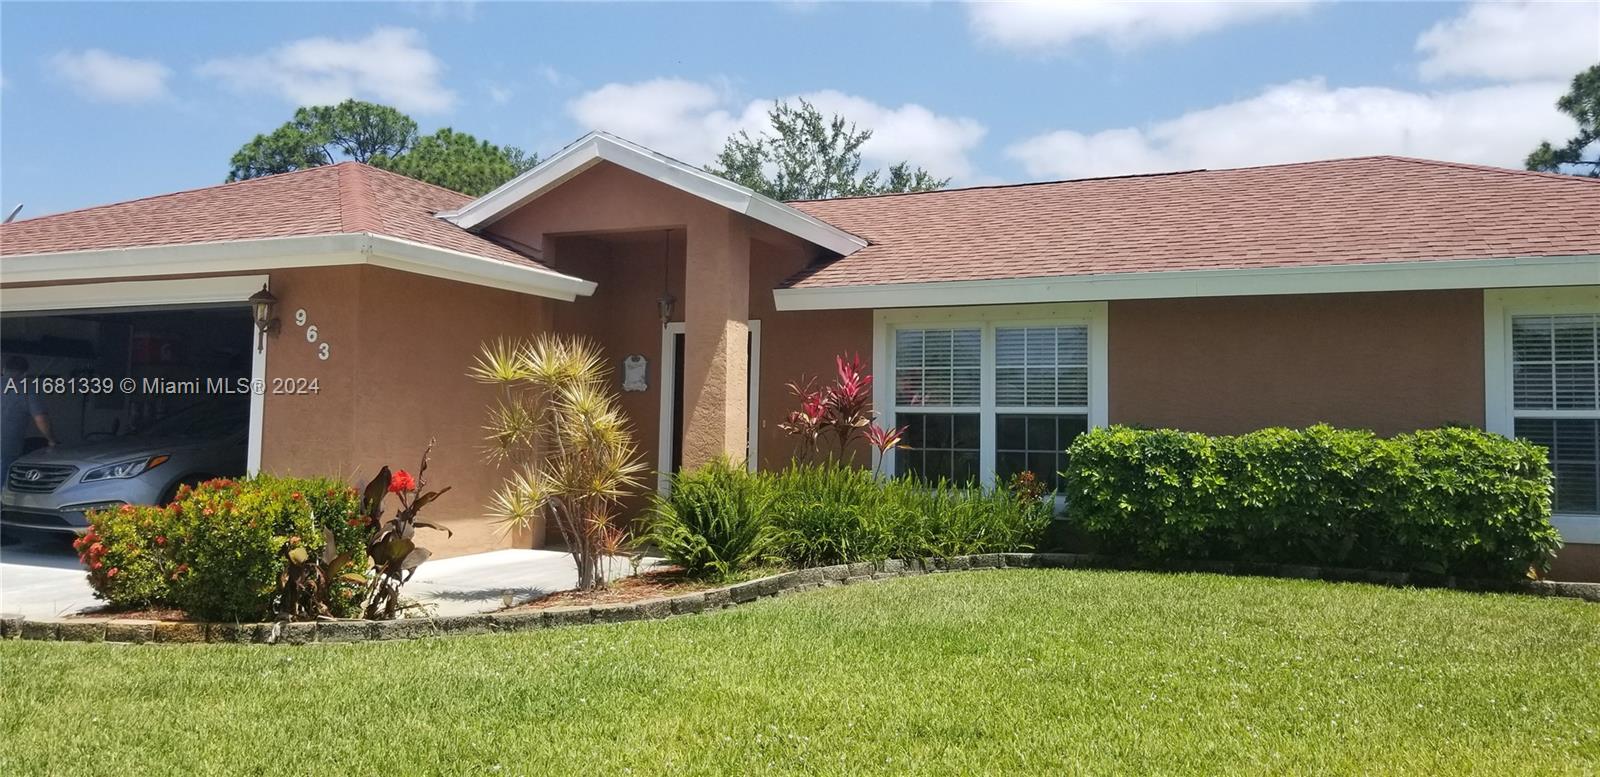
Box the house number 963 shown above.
[294,308,332,361]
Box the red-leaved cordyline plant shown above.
[779,352,909,471]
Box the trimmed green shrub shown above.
[1063,424,1560,579]
[165,476,365,621]
[646,458,780,580]
[79,475,367,620]
[75,505,174,609]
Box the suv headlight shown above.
[81,455,170,482]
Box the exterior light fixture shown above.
[657,232,675,328]
[657,290,676,329]
[248,284,280,353]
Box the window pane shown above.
[1514,314,1599,411]
[996,325,1089,407]
[895,328,981,407]
[897,412,981,486]
[996,413,1087,491]
[1516,417,1600,515]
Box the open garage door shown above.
[1,277,264,536]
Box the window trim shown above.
[873,302,1109,483]
[1485,286,1600,544]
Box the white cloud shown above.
[1006,78,1575,179]
[566,78,987,180]
[50,49,170,104]
[198,27,454,113]
[1417,1,1600,83]
[967,0,1316,51]
[487,84,513,105]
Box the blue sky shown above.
[2,1,1596,217]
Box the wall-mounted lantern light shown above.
[657,232,675,329]
[657,290,676,329]
[248,284,280,353]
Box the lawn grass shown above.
[3,569,1597,775]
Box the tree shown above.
[473,336,646,591]
[226,99,537,195]
[706,99,949,200]
[227,100,418,181]
[1526,64,1600,177]
[372,128,538,196]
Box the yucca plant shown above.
[473,335,646,591]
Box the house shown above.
[2,133,1597,580]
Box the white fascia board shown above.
[773,254,1600,311]
[0,233,596,301]
[441,132,868,257]
[0,234,361,285]
[364,234,595,299]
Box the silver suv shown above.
[1,401,248,534]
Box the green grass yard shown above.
[3,570,1597,775]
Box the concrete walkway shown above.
[0,530,657,620]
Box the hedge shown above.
[1061,424,1561,580]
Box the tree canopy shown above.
[372,128,537,196]
[1526,63,1600,177]
[226,99,537,195]
[706,99,949,200]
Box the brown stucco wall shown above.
[747,235,874,469]
[1108,290,1486,435]
[259,265,551,557]
[1548,543,1600,582]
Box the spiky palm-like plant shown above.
[472,336,646,590]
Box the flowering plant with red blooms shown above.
[76,504,173,609]
[387,469,417,494]
[351,442,452,620]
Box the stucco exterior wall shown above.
[1108,290,1486,435]
[747,235,874,469]
[260,265,551,557]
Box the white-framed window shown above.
[1485,286,1600,544]
[875,302,1108,490]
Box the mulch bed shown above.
[68,606,191,622]
[505,567,762,611]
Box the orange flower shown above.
[388,470,416,494]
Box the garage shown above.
[1,277,263,537]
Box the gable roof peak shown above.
[440,131,868,257]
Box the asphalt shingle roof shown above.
[785,156,1600,289]
[0,162,544,268]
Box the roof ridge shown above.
[788,155,1593,206]
[1374,155,1600,184]
[337,164,381,233]
[351,161,476,201]
[0,165,344,226]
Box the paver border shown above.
[4,554,1594,645]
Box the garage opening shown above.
[1,304,254,534]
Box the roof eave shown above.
[772,254,1600,311]
[0,233,598,301]
[439,132,868,257]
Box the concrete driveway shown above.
[0,530,656,620]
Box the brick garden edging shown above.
[4,553,1596,645]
